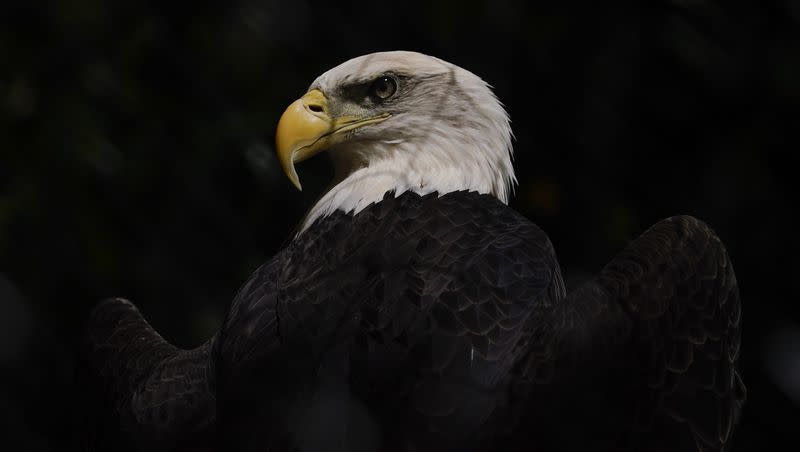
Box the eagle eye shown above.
[370,75,397,100]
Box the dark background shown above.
[1,0,798,449]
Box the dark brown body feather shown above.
[83,191,743,452]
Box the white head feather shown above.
[298,51,515,232]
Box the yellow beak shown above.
[275,89,390,190]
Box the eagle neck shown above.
[296,129,514,235]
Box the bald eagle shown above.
[83,51,744,452]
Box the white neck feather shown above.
[298,122,515,233]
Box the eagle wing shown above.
[514,215,744,452]
[82,298,216,450]
[82,257,282,450]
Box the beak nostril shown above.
[308,104,324,113]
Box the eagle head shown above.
[275,51,515,231]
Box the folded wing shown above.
[82,298,217,450]
[515,215,744,452]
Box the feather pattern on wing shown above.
[82,298,217,450]
[512,215,744,452]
